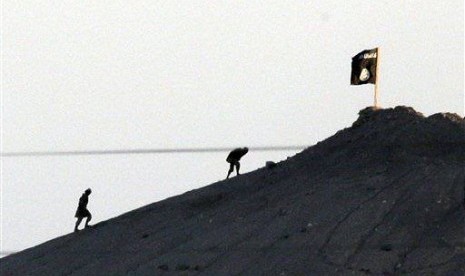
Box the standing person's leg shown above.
[235,161,241,175]
[227,162,234,179]
[75,217,83,232]
[85,213,92,228]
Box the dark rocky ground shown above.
[1,106,464,275]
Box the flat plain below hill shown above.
[1,106,464,275]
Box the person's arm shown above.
[78,196,87,207]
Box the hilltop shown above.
[1,106,464,275]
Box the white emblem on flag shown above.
[359,68,370,81]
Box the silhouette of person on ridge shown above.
[226,147,249,179]
[74,188,92,232]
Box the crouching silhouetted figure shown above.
[74,188,92,232]
[226,147,249,179]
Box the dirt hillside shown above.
[1,106,464,275]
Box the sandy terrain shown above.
[1,106,464,275]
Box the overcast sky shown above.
[1,1,464,256]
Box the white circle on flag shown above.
[359,68,370,81]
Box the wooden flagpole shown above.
[374,47,380,109]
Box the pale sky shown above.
[1,1,464,256]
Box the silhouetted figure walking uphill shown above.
[226,147,248,179]
[74,188,92,232]
[1,107,464,275]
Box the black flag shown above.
[351,48,378,85]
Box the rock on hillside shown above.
[1,106,464,275]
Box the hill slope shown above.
[1,106,464,275]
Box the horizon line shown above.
[1,146,308,157]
